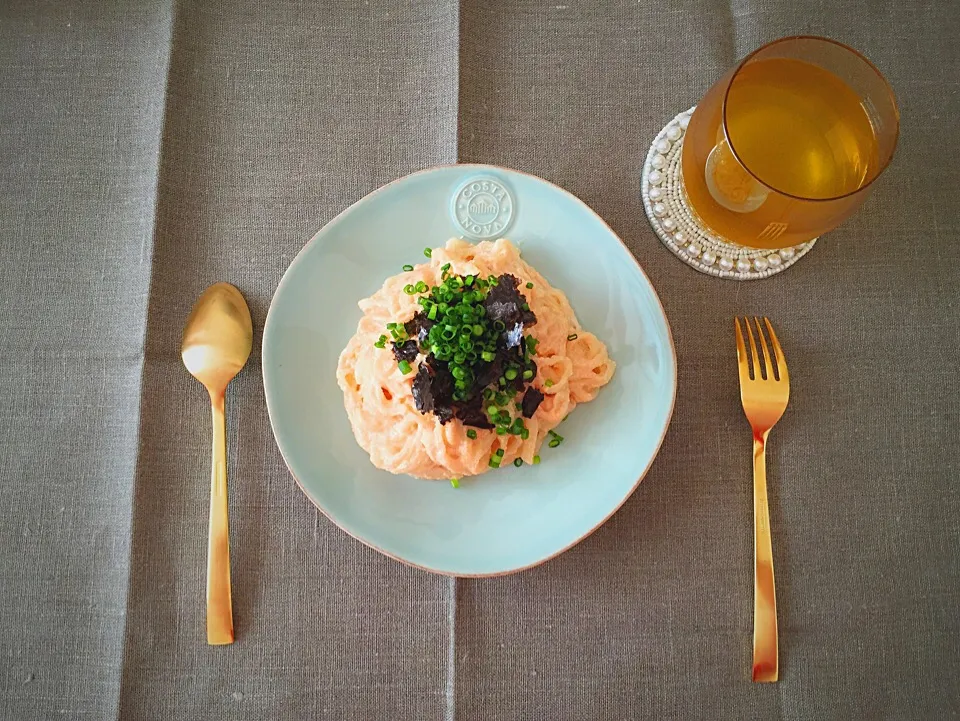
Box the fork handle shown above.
[752,433,778,682]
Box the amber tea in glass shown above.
[682,36,899,249]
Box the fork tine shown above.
[753,317,773,381]
[763,317,789,385]
[743,316,761,381]
[735,317,751,385]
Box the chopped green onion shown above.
[522,303,529,311]
[548,430,564,442]
[522,369,534,379]
[398,360,412,374]
[374,340,386,349]
[495,449,505,458]
[391,269,516,411]
[548,438,561,448]
[526,282,534,289]
[424,247,432,257]
[545,379,554,387]
[567,333,578,341]
[520,428,530,440]
[488,457,501,468]
[532,455,541,465]
[466,429,477,440]
[514,458,523,467]
[403,264,414,272]
[510,418,524,435]
[450,477,460,488]
[486,405,498,417]
[496,427,507,435]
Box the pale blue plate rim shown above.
[262,163,678,576]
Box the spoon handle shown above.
[207,390,235,645]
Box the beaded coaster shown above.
[641,107,816,280]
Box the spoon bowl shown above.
[182,283,253,391]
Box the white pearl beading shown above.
[641,107,816,280]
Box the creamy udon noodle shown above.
[337,239,615,480]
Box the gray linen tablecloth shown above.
[2,1,958,719]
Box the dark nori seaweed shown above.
[405,313,435,346]
[474,356,503,389]
[484,274,524,327]
[455,394,495,429]
[431,364,455,408]
[412,365,433,413]
[391,339,419,364]
[485,274,537,361]
[521,387,544,418]
[430,363,455,424]
[412,362,456,424]
[504,345,525,366]
[412,365,434,413]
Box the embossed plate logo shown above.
[450,176,514,239]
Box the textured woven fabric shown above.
[1,0,958,719]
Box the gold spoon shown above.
[181,282,252,645]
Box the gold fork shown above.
[735,317,790,683]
